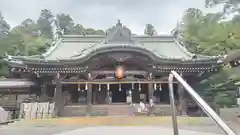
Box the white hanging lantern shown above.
[159,84,162,91]
[154,83,157,91]
[119,84,121,91]
[132,83,134,89]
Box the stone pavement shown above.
[0,125,226,135]
[53,126,223,135]
[0,116,239,135]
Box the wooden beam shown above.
[61,80,178,84]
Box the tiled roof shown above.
[5,21,223,64]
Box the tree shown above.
[180,6,240,103]
[12,18,40,36]
[94,29,105,35]
[0,12,10,39]
[57,13,74,34]
[144,24,157,36]
[85,28,105,35]
[69,24,85,35]
[205,0,240,14]
[37,9,54,38]
[180,7,240,55]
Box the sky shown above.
[0,0,222,34]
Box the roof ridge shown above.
[42,38,63,58]
[173,39,194,59]
[70,43,100,58]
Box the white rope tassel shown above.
[119,84,121,91]
[139,83,141,91]
[77,84,80,91]
[98,84,101,91]
[85,83,88,90]
[159,84,162,91]
[154,83,157,91]
[107,84,110,91]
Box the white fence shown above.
[0,107,9,123]
[20,102,55,119]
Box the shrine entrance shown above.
[110,84,127,103]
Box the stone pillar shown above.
[177,77,188,116]
[53,73,63,117]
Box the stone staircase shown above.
[61,104,131,117]
[61,104,173,117]
[107,104,131,116]
[61,105,87,117]
[153,104,173,116]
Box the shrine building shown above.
[1,21,225,116]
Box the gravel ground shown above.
[0,117,239,135]
[0,125,225,135]
[51,126,223,135]
[0,125,82,135]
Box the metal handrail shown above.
[168,70,237,135]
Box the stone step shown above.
[61,104,173,117]
[62,106,87,117]
[107,105,131,116]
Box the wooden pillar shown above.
[177,73,188,116]
[148,73,154,102]
[148,83,154,103]
[148,73,154,115]
[40,84,49,102]
[86,73,92,116]
[53,73,63,117]
[106,84,110,104]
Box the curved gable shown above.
[5,21,223,66]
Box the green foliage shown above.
[180,2,240,106]
[205,0,240,14]
[144,24,157,36]
[0,9,106,77]
[0,12,10,39]
[216,91,237,107]
[37,9,54,38]
[57,13,74,34]
[181,8,240,55]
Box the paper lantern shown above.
[115,66,125,80]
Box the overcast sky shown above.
[0,0,222,34]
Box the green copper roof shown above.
[43,37,192,61]
[5,21,224,65]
